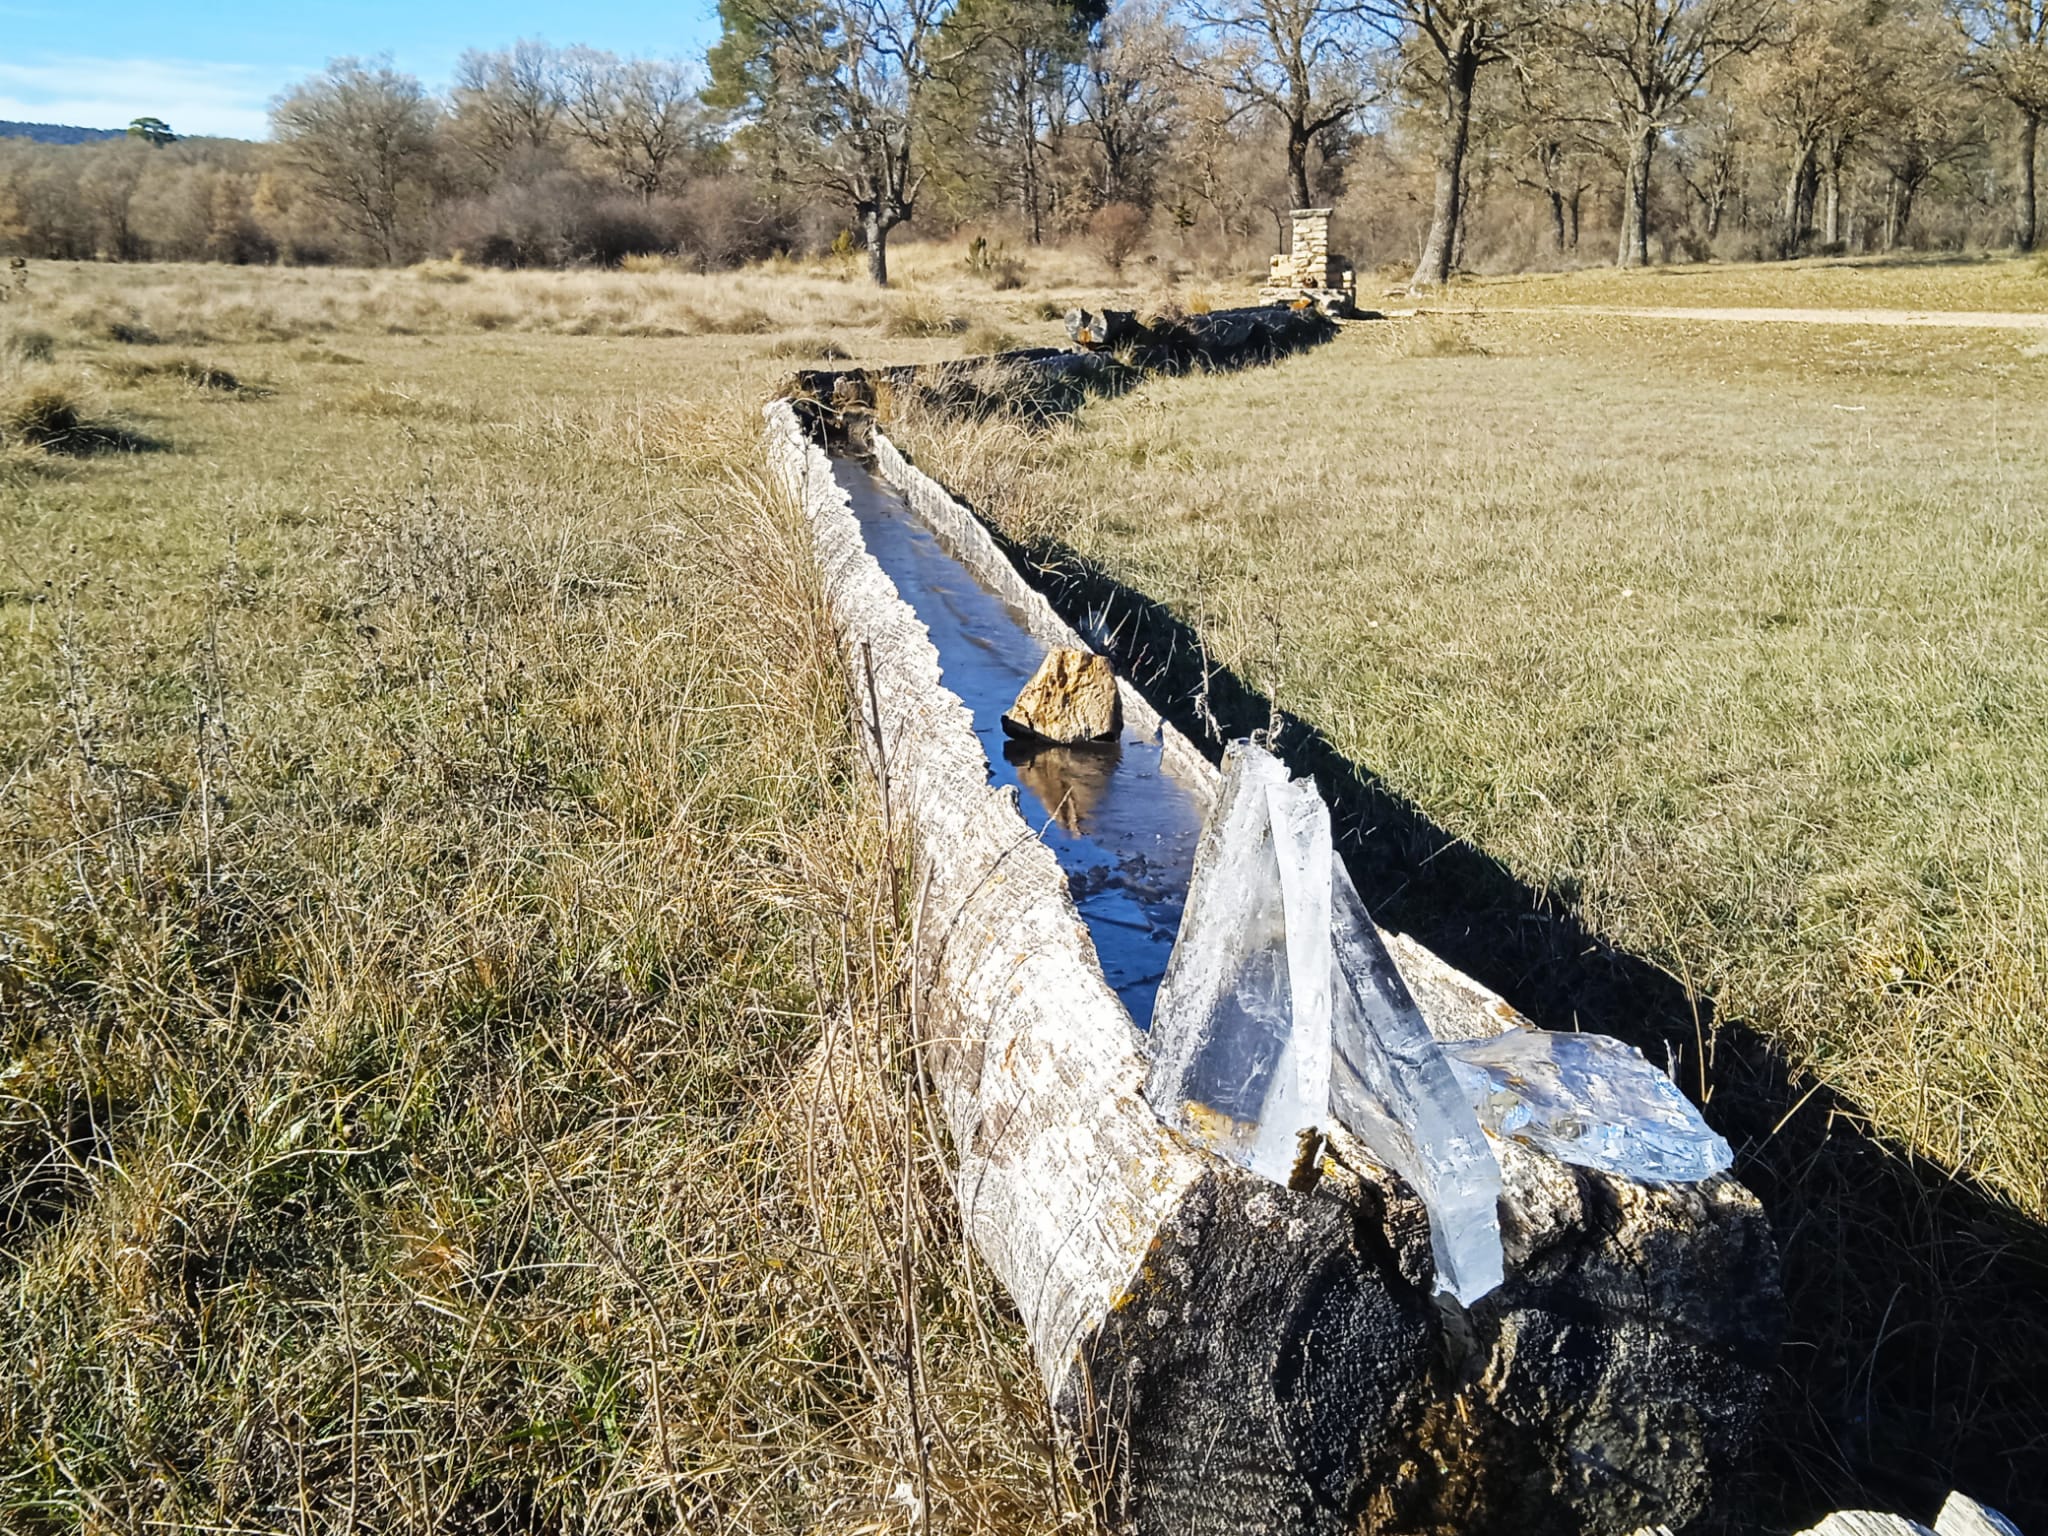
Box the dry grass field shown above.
[891,293,2048,1521]
[1444,251,2048,313]
[6,248,2048,1532]
[0,257,1115,1534]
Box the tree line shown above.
[0,0,2042,286]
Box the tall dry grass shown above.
[0,272,1064,1533]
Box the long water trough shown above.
[832,455,1204,1026]
[767,335,1784,1536]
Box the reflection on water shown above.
[834,457,1207,1027]
[1004,737,1121,835]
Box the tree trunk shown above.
[2019,110,2040,254]
[1287,120,1314,211]
[1823,163,1842,248]
[864,209,890,286]
[1549,189,1568,254]
[1887,175,1918,252]
[1410,43,1480,290]
[1781,142,1816,258]
[1569,187,1583,249]
[1619,122,1655,268]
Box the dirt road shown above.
[1415,302,2048,329]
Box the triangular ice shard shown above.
[1444,1030,1733,1184]
[1325,856,1504,1305]
[1145,744,1325,1186]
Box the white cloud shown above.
[0,55,291,140]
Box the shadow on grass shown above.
[940,497,2048,1535]
[44,421,167,456]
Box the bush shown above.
[965,235,1027,291]
[1,326,55,365]
[670,178,799,271]
[883,296,968,338]
[0,384,82,447]
[1088,202,1150,275]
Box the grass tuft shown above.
[1,325,56,364]
[412,257,473,284]
[102,356,254,393]
[0,382,83,446]
[961,322,1020,355]
[884,295,969,338]
[760,333,853,361]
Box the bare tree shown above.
[1951,0,2048,249]
[449,40,568,178]
[561,51,713,202]
[1082,2,1185,206]
[1558,0,1781,266]
[1189,0,1378,209]
[1382,0,1539,287]
[711,0,968,283]
[1502,59,1609,252]
[1872,13,1979,249]
[1740,0,1883,255]
[272,59,442,264]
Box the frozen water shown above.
[1147,742,1503,1302]
[1145,744,1320,1186]
[1148,742,1729,1308]
[1445,1030,1733,1184]
[1324,853,1504,1304]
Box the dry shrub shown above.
[761,334,853,361]
[2,325,56,365]
[0,382,82,447]
[883,296,968,338]
[1088,203,1150,276]
[619,252,670,274]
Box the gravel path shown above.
[1412,302,2048,329]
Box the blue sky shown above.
[0,1,724,139]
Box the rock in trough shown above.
[1002,646,1122,744]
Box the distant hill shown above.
[0,121,125,146]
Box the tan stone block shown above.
[1002,647,1122,744]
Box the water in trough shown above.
[832,457,1207,1028]
[828,445,1730,1308]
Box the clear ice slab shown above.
[1146,742,1504,1303]
[1144,743,1324,1188]
[1445,1030,1734,1184]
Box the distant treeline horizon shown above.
[0,121,129,147]
[1,0,2043,288]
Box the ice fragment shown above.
[1147,742,1503,1302]
[1324,853,1504,1304]
[1445,1030,1733,1184]
[1147,741,1729,1310]
[1145,744,1320,1186]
